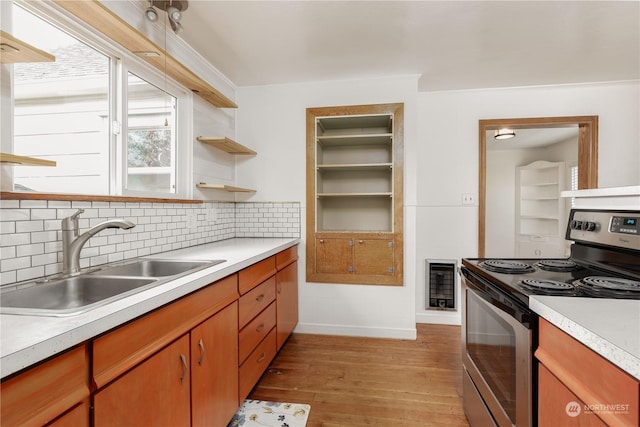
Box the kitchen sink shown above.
[0,276,157,316]
[0,258,226,316]
[91,259,224,278]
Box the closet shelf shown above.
[0,153,56,166]
[196,183,255,193]
[0,31,55,63]
[197,137,256,155]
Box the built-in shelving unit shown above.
[196,183,255,193]
[306,103,404,286]
[0,31,55,63]
[515,160,566,257]
[197,137,256,155]
[0,153,56,167]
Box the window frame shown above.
[6,0,193,199]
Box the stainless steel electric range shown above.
[460,208,640,427]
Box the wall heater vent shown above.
[425,259,457,311]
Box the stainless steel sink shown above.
[0,258,226,316]
[91,259,224,278]
[0,276,157,316]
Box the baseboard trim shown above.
[293,323,417,340]
[416,311,461,326]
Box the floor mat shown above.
[227,399,311,427]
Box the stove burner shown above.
[480,260,536,274]
[577,276,640,299]
[519,279,578,295]
[536,259,580,273]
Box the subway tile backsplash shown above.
[0,200,300,286]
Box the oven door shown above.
[461,267,534,427]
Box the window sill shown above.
[0,191,203,204]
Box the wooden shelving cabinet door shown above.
[94,336,191,427]
[191,302,239,427]
[276,260,299,350]
[353,239,394,276]
[315,237,353,274]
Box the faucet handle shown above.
[61,209,85,231]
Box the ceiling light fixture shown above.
[144,0,188,33]
[494,128,516,140]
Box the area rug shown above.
[227,399,311,427]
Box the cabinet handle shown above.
[277,281,282,294]
[256,324,265,332]
[256,294,265,302]
[359,240,364,244]
[198,338,205,366]
[319,239,324,243]
[179,354,188,383]
[257,352,266,363]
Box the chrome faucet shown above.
[61,209,136,276]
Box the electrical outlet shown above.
[186,212,197,231]
[462,193,476,205]
[205,208,217,224]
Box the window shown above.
[570,162,579,207]
[6,1,191,197]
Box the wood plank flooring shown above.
[248,324,470,427]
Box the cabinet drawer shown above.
[93,274,238,388]
[238,276,276,328]
[276,245,298,270]
[1,345,89,427]
[239,329,277,402]
[239,302,276,364]
[536,318,639,427]
[239,256,276,295]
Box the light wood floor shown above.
[248,324,470,427]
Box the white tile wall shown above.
[0,199,300,286]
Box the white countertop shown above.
[0,237,299,379]
[530,295,640,380]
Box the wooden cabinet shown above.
[515,160,566,257]
[92,275,239,426]
[276,246,299,350]
[237,256,278,402]
[190,303,239,427]
[0,345,89,427]
[94,336,191,427]
[306,103,404,286]
[2,246,298,427]
[535,318,640,427]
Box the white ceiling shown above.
[177,1,640,91]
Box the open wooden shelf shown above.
[0,31,55,64]
[0,153,56,167]
[53,0,236,109]
[197,137,256,155]
[196,183,255,193]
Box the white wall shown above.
[237,76,420,339]
[415,80,639,326]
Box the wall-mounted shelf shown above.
[197,137,256,155]
[53,0,237,109]
[0,153,56,167]
[0,31,55,64]
[196,183,255,193]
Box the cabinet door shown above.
[354,239,394,275]
[538,364,607,427]
[94,336,191,427]
[315,238,352,274]
[46,401,89,427]
[191,302,239,427]
[276,260,299,350]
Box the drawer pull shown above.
[256,324,265,332]
[179,354,188,382]
[257,352,266,363]
[198,338,205,366]
[256,294,265,302]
